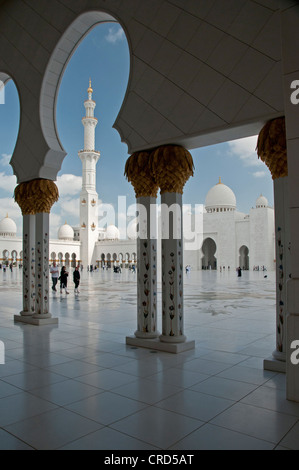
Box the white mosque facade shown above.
[0,84,275,272]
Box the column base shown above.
[14,314,58,326]
[19,310,34,317]
[263,357,286,373]
[159,334,187,344]
[264,349,286,373]
[134,330,160,339]
[126,335,195,354]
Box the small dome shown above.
[0,215,17,237]
[58,222,74,240]
[205,178,236,213]
[106,224,120,240]
[256,194,268,208]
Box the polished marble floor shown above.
[0,267,298,450]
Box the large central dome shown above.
[205,178,237,213]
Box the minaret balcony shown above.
[78,150,101,155]
[81,117,98,125]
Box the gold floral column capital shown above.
[124,151,159,198]
[256,117,288,179]
[150,144,194,194]
[14,179,59,215]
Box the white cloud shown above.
[227,136,264,168]
[0,172,17,194]
[105,26,125,44]
[56,174,82,196]
[1,153,12,166]
[252,171,267,178]
[59,196,80,218]
[49,212,63,239]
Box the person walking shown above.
[50,261,59,292]
[73,266,80,294]
[59,266,69,294]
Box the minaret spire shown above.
[87,78,93,100]
[78,80,100,267]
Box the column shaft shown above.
[33,212,51,318]
[273,177,290,361]
[21,214,35,315]
[135,196,159,338]
[160,192,185,343]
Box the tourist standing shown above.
[59,266,69,294]
[50,261,59,292]
[73,266,80,294]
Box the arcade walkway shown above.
[0,268,298,450]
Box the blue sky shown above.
[0,23,274,237]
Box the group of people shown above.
[50,262,80,295]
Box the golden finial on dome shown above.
[217,177,222,184]
[87,78,93,94]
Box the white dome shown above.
[58,222,74,240]
[256,194,268,208]
[106,224,120,240]
[0,215,17,237]
[205,178,236,212]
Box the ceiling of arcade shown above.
[0,0,287,182]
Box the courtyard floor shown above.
[0,267,298,450]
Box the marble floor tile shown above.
[0,268,297,449]
[110,406,203,449]
[4,408,102,450]
[210,402,298,444]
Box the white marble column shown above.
[33,212,51,319]
[20,214,35,316]
[125,151,160,349]
[134,196,159,339]
[274,177,290,362]
[160,192,185,343]
[281,2,299,402]
[14,178,59,325]
[152,144,195,353]
[264,177,290,372]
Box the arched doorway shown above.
[239,245,249,270]
[201,238,217,270]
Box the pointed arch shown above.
[39,11,128,181]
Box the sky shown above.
[0,22,274,238]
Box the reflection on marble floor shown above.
[0,268,298,450]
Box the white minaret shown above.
[79,79,100,268]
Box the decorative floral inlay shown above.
[23,231,35,313]
[162,240,183,337]
[277,226,284,353]
[140,241,157,333]
[35,232,49,315]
